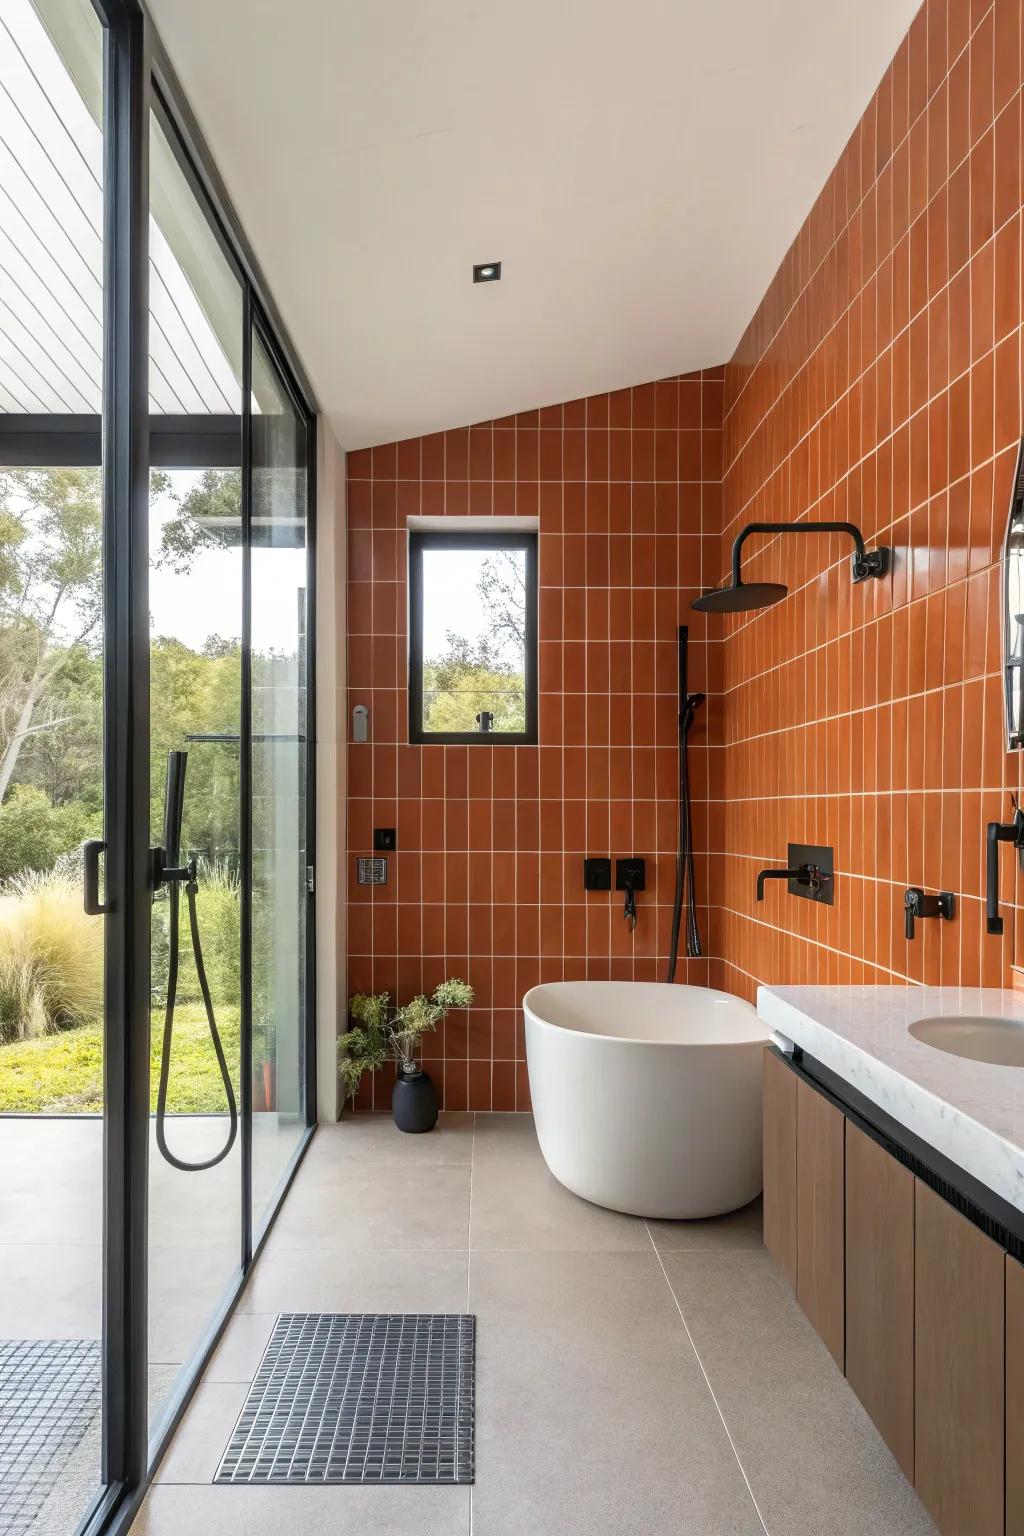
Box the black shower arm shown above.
[729,521,869,587]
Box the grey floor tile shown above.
[154,1383,249,1484]
[469,1249,764,1536]
[470,1116,647,1251]
[132,1483,470,1534]
[202,1313,277,1383]
[647,1196,764,1253]
[662,1250,938,1536]
[0,1243,101,1337]
[148,1242,243,1366]
[304,1112,474,1166]
[265,1162,471,1250]
[238,1247,470,1315]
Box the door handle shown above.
[83,838,108,915]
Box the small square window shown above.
[408,528,538,745]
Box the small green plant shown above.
[338,977,474,1101]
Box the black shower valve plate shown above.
[583,857,612,892]
[615,857,646,892]
[374,828,397,852]
[788,842,834,905]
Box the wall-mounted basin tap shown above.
[986,799,1024,934]
[616,857,646,932]
[756,863,831,901]
[904,887,955,940]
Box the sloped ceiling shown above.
[148,0,921,448]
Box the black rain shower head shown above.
[692,581,788,614]
[692,520,890,616]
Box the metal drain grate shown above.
[215,1313,474,1485]
[0,1338,101,1536]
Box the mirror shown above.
[1003,437,1024,749]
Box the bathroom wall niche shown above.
[1002,437,1024,750]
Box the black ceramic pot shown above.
[392,1067,438,1133]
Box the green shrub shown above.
[0,868,103,1042]
[151,859,240,1009]
[0,784,98,881]
[192,861,240,1006]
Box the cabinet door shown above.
[796,1076,845,1369]
[1008,1254,1024,1535]
[762,1048,797,1288]
[844,1122,914,1480]
[914,1181,1004,1536]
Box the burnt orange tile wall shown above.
[345,373,724,1111]
[713,0,1024,1001]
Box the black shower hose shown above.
[666,696,704,981]
[155,864,238,1173]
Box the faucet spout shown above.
[755,863,829,902]
[986,804,1024,934]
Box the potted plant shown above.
[338,977,474,1132]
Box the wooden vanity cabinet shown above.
[762,1049,1020,1536]
[795,1076,845,1369]
[762,1047,797,1288]
[1007,1254,1024,1535]
[844,1122,914,1481]
[913,1181,1004,1536]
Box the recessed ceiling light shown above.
[473,261,501,283]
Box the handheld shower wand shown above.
[154,750,238,1172]
[666,628,705,982]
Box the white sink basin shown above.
[909,1015,1024,1067]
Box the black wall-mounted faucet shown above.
[616,857,646,932]
[756,862,831,901]
[904,888,955,940]
[986,801,1024,934]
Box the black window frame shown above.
[408,528,538,746]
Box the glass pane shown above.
[421,545,528,733]
[147,113,243,1440]
[250,329,308,1233]
[0,0,106,1528]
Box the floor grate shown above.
[215,1313,475,1485]
[0,1339,101,1536]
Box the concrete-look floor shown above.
[132,1113,938,1536]
[0,1113,304,1536]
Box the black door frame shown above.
[97,0,151,1518]
[0,2,319,1532]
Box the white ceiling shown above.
[148,0,921,450]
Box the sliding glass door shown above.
[249,326,311,1237]
[145,108,245,1440]
[0,4,108,1530]
[0,6,316,1530]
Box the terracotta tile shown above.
[345,9,1024,1098]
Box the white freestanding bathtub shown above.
[523,981,768,1219]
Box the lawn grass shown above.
[0,1005,241,1114]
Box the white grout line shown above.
[643,1220,771,1536]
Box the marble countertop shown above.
[757,986,1024,1216]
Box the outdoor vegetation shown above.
[0,465,245,1114]
[422,548,527,732]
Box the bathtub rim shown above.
[522,980,767,1050]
